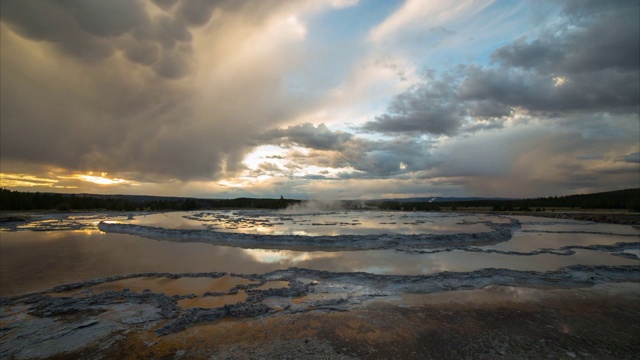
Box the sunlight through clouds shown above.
[73,173,138,186]
[553,76,566,87]
[0,0,637,198]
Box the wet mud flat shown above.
[200,282,640,360]
[1,265,639,359]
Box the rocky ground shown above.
[1,265,639,359]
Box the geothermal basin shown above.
[1,210,639,358]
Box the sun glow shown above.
[553,76,566,87]
[243,145,289,170]
[243,249,339,264]
[217,179,249,188]
[0,173,79,189]
[76,175,124,185]
[72,172,136,186]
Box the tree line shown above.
[0,189,300,211]
[1,188,637,212]
[368,188,640,212]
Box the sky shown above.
[1,0,638,200]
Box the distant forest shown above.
[0,189,300,211]
[368,188,640,212]
[0,188,638,212]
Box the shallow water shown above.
[520,222,640,235]
[0,234,638,296]
[128,211,492,235]
[0,211,640,296]
[89,276,255,296]
[482,232,634,252]
[177,292,249,309]
[255,281,290,290]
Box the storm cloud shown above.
[0,0,317,183]
[1,0,194,76]
[366,0,640,136]
[259,123,353,151]
[1,0,637,198]
[257,123,437,177]
[363,72,465,135]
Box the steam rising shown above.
[278,200,346,215]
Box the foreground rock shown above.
[1,265,639,359]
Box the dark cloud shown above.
[458,66,639,115]
[468,0,639,115]
[367,0,640,137]
[154,15,192,48]
[344,136,437,177]
[0,0,312,182]
[622,152,640,164]
[494,1,639,73]
[68,0,148,38]
[302,174,332,180]
[123,41,161,65]
[177,0,219,27]
[258,123,438,177]
[0,0,221,78]
[461,119,506,133]
[0,0,118,63]
[152,45,193,78]
[152,0,179,10]
[466,99,513,119]
[363,72,466,135]
[259,123,353,151]
[489,37,563,71]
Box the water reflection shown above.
[130,211,491,236]
[178,292,248,309]
[520,222,640,235]
[243,249,339,263]
[130,212,206,230]
[482,231,638,252]
[255,281,289,290]
[2,230,638,297]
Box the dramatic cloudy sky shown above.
[1,0,638,199]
